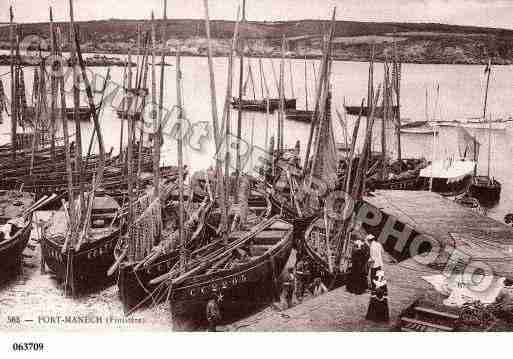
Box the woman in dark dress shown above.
[366,270,390,322]
[346,239,370,294]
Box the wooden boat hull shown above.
[369,177,421,191]
[419,175,472,197]
[0,219,32,270]
[285,109,314,122]
[344,105,398,119]
[116,110,142,121]
[64,107,96,121]
[468,177,501,205]
[118,251,180,313]
[40,230,119,289]
[169,223,294,320]
[117,211,214,313]
[300,217,345,285]
[231,98,296,112]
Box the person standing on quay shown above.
[366,270,390,322]
[367,234,383,289]
[346,238,370,294]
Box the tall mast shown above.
[392,36,402,161]
[49,7,57,162]
[235,0,246,195]
[9,6,16,160]
[381,61,388,180]
[483,58,492,120]
[74,26,106,184]
[176,47,185,273]
[204,0,239,244]
[151,11,159,201]
[278,36,286,153]
[304,56,309,111]
[119,52,127,161]
[303,8,336,172]
[69,0,85,215]
[56,26,76,254]
[484,59,493,180]
[288,46,295,99]
[259,57,270,153]
[155,2,167,203]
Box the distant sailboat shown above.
[419,126,478,197]
[468,59,501,205]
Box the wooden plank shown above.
[401,317,453,331]
[414,306,460,320]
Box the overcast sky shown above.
[2,0,513,30]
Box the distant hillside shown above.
[1,19,513,64]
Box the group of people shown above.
[347,233,390,323]
[281,257,329,309]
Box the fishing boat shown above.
[365,158,428,191]
[64,106,97,121]
[116,109,143,121]
[468,175,501,205]
[400,120,437,134]
[419,159,476,196]
[400,126,437,135]
[344,104,398,119]
[0,190,34,271]
[467,60,502,206]
[231,97,296,112]
[167,217,294,320]
[301,216,353,284]
[116,196,213,313]
[285,57,314,122]
[40,192,122,291]
[285,109,314,122]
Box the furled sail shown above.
[309,92,338,193]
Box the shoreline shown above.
[0,50,509,67]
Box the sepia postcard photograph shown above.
[1,0,513,355]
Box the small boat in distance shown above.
[285,109,314,122]
[231,97,296,112]
[344,104,398,119]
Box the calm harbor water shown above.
[1,57,512,223]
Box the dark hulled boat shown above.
[231,97,296,112]
[468,176,501,205]
[168,218,294,320]
[117,183,272,314]
[285,109,314,122]
[301,217,352,285]
[418,159,476,197]
[344,104,398,119]
[40,193,122,292]
[116,110,142,121]
[117,199,214,313]
[0,191,34,271]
